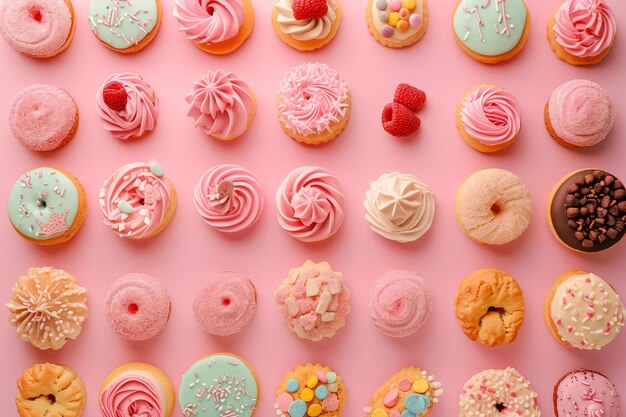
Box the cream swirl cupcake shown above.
[364,172,435,243]
[193,164,264,233]
[276,166,345,243]
[272,0,342,51]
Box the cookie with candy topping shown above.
[366,0,428,48]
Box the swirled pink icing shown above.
[277,62,349,136]
[100,371,165,417]
[173,0,244,44]
[0,0,72,58]
[461,86,521,146]
[99,161,174,239]
[186,69,255,140]
[553,0,616,58]
[96,73,158,140]
[555,370,619,417]
[276,166,345,242]
[193,164,264,233]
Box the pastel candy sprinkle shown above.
[401,411,417,417]
[287,378,299,392]
[322,393,339,412]
[376,0,388,10]
[379,11,388,23]
[315,385,328,400]
[300,388,314,402]
[117,200,133,214]
[405,394,429,414]
[308,403,323,417]
[316,371,327,383]
[390,411,401,417]
[412,379,430,394]
[383,388,399,407]
[326,372,337,383]
[390,0,402,11]
[150,162,164,177]
[381,25,394,37]
[289,399,308,417]
[307,375,319,388]
[402,0,416,9]
[409,14,422,28]
[327,383,338,392]
[399,7,410,18]
[388,12,401,26]
[399,379,411,391]
[276,392,294,412]
[397,20,409,32]
[372,409,389,417]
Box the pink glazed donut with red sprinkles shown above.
[104,273,171,341]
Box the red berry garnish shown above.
[382,102,421,137]
[102,81,128,112]
[393,83,426,112]
[292,0,329,20]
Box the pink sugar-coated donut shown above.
[368,270,432,338]
[104,273,171,341]
[9,84,78,152]
[193,272,257,336]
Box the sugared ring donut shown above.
[7,166,87,245]
[459,367,539,417]
[104,273,171,341]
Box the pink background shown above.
[0,0,625,416]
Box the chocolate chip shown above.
[615,189,626,200]
[589,230,599,241]
[609,205,619,216]
[601,195,611,208]
[585,174,595,184]
[595,218,605,225]
[586,203,595,214]
[568,220,577,229]
[575,231,584,241]
[614,180,623,189]
[593,183,603,194]
[565,195,579,207]
[605,175,615,186]
[597,207,607,218]
[616,221,625,232]
[607,215,616,227]
[580,188,590,196]
[598,234,607,243]
[567,208,580,218]
[576,176,585,186]
[580,196,588,206]
[594,170,605,180]
[607,228,619,240]
[618,201,626,212]
[567,184,579,194]
[582,239,594,248]
[580,207,589,216]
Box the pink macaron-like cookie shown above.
[104,273,171,341]
[192,272,257,336]
[9,84,79,152]
[368,270,432,338]
[554,369,619,417]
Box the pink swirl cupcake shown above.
[548,0,616,66]
[173,0,254,55]
[368,270,432,338]
[457,85,521,153]
[276,166,345,243]
[193,164,264,233]
[99,160,177,240]
[96,73,158,141]
[186,69,256,141]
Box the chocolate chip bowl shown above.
[547,169,626,253]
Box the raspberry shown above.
[102,81,128,112]
[292,0,329,20]
[382,103,421,137]
[393,83,426,112]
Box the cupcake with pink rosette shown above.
[96,73,158,141]
[276,166,345,243]
[548,0,616,66]
[186,69,256,141]
[193,164,264,233]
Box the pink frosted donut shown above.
[193,272,257,336]
[9,84,78,152]
[104,273,171,341]
[368,270,432,338]
[0,0,75,58]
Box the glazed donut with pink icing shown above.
[104,273,171,341]
[99,160,177,240]
[0,0,75,58]
[276,166,345,243]
[193,271,257,336]
[554,369,620,417]
[186,69,256,141]
[456,85,521,154]
[9,84,79,152]
[368,270,432,338]
[173,0,254,55]
[548,0,616,66]
[194,164,264,233]
[545,79,615,149]
[96,73,158,141]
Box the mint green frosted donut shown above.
[88,0,159,50]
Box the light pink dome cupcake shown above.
[193,164,263,233]
[192,272,257,336]
[104,273,171,341]
[276,166,345,243]
[368,270,432,338]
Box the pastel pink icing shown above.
[193,164,264,233]
[99,161,174,239]
[9,84,77,151]
[553,0,616,58]
[367,270,432,338]
[186,69,255,140]
[100,371,163,417]
[192,271,257,336]
[96,73,158,140]
[277,62,349,135]
[173,0,244,44]
[276,166,345,242]
[0,0,72,58]
[548,79,615,147]
[461,86,521,146]
[555,370,619,417]
[104,273,171,341]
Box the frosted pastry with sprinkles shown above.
[363,367,443,417]
[366,0,428,48]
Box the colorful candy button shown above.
[401,411,416,417]
[315,385,328,400]
[308,403,323,417]
[383,388,399,407]
[287,378,299,392]
[390,0,402,11]
[376,0,388,10]
[372,409,389,417]
[300,388,314,402]
[405,394,429,414]
[322,393,339,412]
[276,392,294,412]
[316,371,327,383]
[388,12,401,26]
[379,11,388,23]
[326,372,337,384]
[399,379,411,391]
[381,25,394,37]
[289,400,308,417]
[117,200,133,214]
[409,14,422,28]
[397,20,409,32]
[390,411,401,417]
[327,383,338,392]
[412,379,430,394]
[150,162,163,176]
[402,0,416,9]
[399,7,410,18]
[307,375,319,388]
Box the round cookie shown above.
[272,0,342,51]
[454,268,524,347]
[554,369,620,417]
[179,353,258,417]
[366,0,428,48]
[7,167,87,245]
[452,0,530,64]
[275,363,346,417]
[547,169,625,253]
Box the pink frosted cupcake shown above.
[276,166,345,243]
[96,73,158,141]
[104,273,171,341]
[368,270,432,338]
[274,260,351,341]
[193,164,264,233]
[193,271,257,336]
[186,69,256,141]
